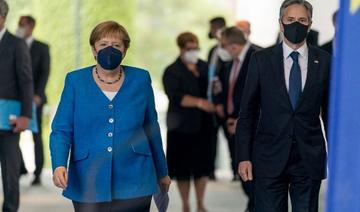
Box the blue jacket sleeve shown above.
[50,74,74,171]
[144,72,168,179]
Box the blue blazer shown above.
[50,65,168,202]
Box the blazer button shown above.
[108,132,113,137]
[107,147,113,152]
[108,104,113,109]
[109,118,114,123]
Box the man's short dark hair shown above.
[332,10,338,25]
[0,0,9,18]
[210,17,226,28]
[221,26,246,45]
[21,15,36,27]
[279,0,313,21]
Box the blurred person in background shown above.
[207,16,227,181]
[235,20,263,50]
[0,0,33,211]
[17,15,50,186]
[163,32,215,212]
[219,26,258,212]
[50,21,170,212]
[320,10,338,55]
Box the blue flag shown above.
[327,0,360,211]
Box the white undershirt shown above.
[0,28,6,42]
[102,91,118,101]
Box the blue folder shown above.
[153,190,169,212]
[0,99,38,132]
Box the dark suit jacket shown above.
[320,40,333,55]
[163,57,209,133]
[0,30,33,118]
[30,39,50,103]
[220,45,259,118]
[235,43,330,180]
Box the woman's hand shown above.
[159,176,171,193]
[53,166,68,189]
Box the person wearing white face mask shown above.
[163,32,215,212]
[206,16,228,181]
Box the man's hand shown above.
[9,116,29,133]
[159,176,171,193]
[226,118,238,135]
[33,95,42,107]
[215,104,225,118]
[238,161,253,182]
[212,77,223,95]
[197,99,216,113]
[53,166,68,189]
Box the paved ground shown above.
[0,170,327,212]
[0,94,327,211]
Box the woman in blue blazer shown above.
[50,21,170,212]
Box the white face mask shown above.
[217,47,232,62]
[16,27,26,39]
[183,50,199,64]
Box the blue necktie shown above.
[289,51,302,109]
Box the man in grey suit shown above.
[0,1,33,211]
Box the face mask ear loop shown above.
[93,47,98,60]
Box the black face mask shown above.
[208,32,214,39]
[282,21,309,44]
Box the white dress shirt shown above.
[25,36,34,47]
[283,42,308,91]
[0,27,6,42]
[229,41,251,81]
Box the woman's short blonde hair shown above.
[89,21,131,49]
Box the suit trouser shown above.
[225,133,237,176]
[32,105,44,177]
[0,132,21,212]
[254,143,321,212]
[20,105,44,177]
[241,180,255,212]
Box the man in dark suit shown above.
[17,15,50,186]
[219,26,259,211]
[236,0,330,211]
[236,20,263,50]
[0,1,33,211]
[206,16,227,180]
[321,11,337,55]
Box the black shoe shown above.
[20,167,28,176]
[31,176,41,186]
[232,175,241,181]
[209,173,217,181]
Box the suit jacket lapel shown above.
[0,31,9,56]
[271,44,293,110]
[296,45,319,109]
